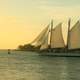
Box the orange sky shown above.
[0,0,80,49]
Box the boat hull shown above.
[38,49,80,57]
[39,52,80,57]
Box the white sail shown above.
[68,21,80,49]
[40,30,49,50]
[31,25,49,47]
[51,23,65,48]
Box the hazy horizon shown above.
[0,0,80,49]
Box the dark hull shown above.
[38,48,80,57]
[39,52,80,57]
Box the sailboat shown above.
[31,19,80,56]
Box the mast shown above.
[50,19,53,48]
[66,19,71,49]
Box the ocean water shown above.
[0,50,80,80]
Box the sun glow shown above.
[0,0,80,49]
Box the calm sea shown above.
[0,50,80,80]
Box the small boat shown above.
[8,49,11,54]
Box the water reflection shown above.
[0,51,80,80]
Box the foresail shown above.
[40,30,49,50]
[51,23,65,48]
[31,25,49,47]
[68,21,80,49]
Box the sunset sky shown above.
[0,0,80,49]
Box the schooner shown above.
[31,19,80,56]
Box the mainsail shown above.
[68,21,80,49]
[51,23,65,48]
[31,25,49,47]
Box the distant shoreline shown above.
[0,49,16,51]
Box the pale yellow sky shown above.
[0,0,80,49]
